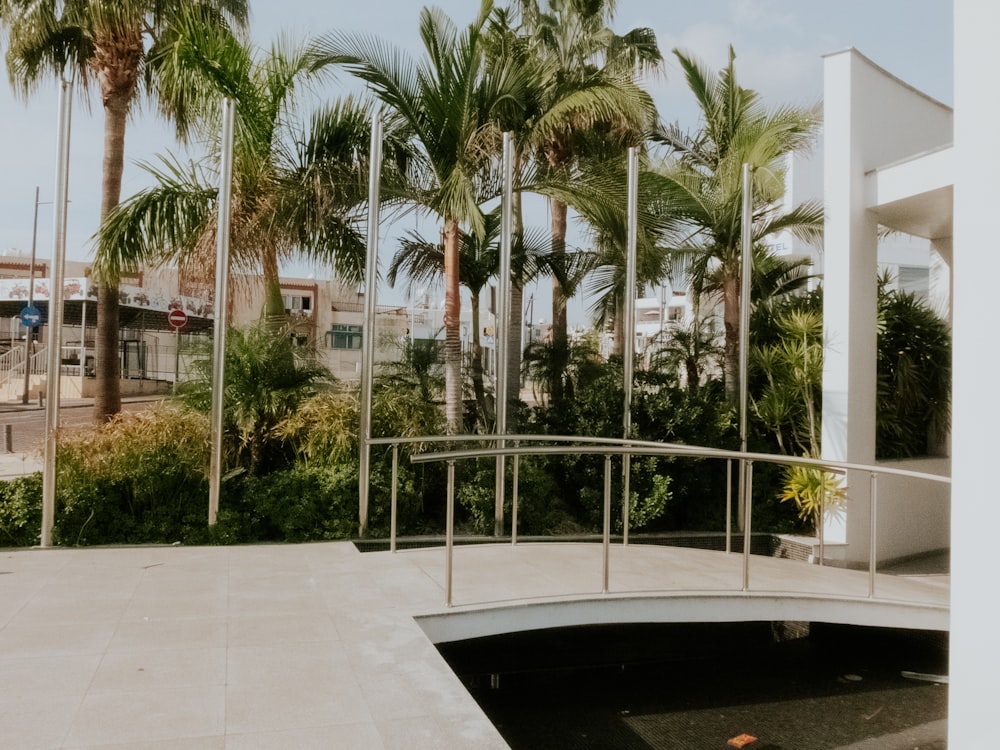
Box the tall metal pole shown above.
[737,163,754,531]
[208,98,236,526]
[494,132,514,537]
[22,187,41,405]
[358,111,383,538]
[40,78,73,547]
[621,147,639,543]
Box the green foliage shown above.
[751,308,824,457]
[216,463,361,543]
[778,465,847,532]
[277,387,359,464]
[53,404,211,546]
[180,322,332,474]
[877,285,951,458]
[0,474,42,548]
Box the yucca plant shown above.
[778,464,847,533]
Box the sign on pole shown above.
[167,308,188,329]
[19,305,42,328]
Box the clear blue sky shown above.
[0,0,953,319]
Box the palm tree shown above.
[388,206,553,429]
[654,46,823,403]
[0,0,249,423]
[314,0,529,433]
[94,28,410,331]
[179,321,331,475]
[511,0,662,377]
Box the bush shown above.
[0,474,42,547]
[53,404,210,546]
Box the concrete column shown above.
[820,52,880,552]
[950,1,1000,743]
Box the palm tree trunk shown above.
[550,197,568,348]
[549,196,568,404]
[261,248,286,326]
[612,303,625,358]
[94,96,129,422]
[723,273,740,404]
[443,218,463,433]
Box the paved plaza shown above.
[0,540,948,749]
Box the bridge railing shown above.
[368,436,950,608]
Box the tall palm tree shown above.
[512,0,662,379]
[0,0,249,423]
[654,46,823,403]
[388,205,552,429]
[314,0,529,433]
[94,27,410,331]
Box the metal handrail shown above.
[365,434,950,608]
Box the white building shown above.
[820,3,999,740]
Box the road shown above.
[0,397,163,455]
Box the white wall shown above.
[873,458,950,562]
[950,1,1000,744]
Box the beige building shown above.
[0,256,413,401]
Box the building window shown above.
[283,294,312,315]
[326,324,362,350]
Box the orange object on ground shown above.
[727,734,758,748]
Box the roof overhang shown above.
[865,146,954,239]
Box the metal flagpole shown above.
[621,147,639,544]
[494,132,513,537]
[208,98,236,526]
[40,77,73,547]
[737,163,754,532]
[22,187,41,405]
[358,111,383,538]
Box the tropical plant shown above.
[778,464,847,533]
[751,308,824,457]
[648,314,723,392]
[178,322,332,475]
[655,46,823,404]
[316,0,530,433]
[94,25,409,327]
[0,0,249,422]
[389,205,555,429]
[876,280,951,459]
[484,4,660,411]
[523,331,604,408]
[510,0,662,368]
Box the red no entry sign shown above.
[167,308,188,329]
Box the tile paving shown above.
[0,539,948,749]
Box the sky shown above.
[0,0,954,320]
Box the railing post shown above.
[511,453,519,546]
[390,445,399,553]
[741,460,754,592]
[725,458,732,554]
[446,460,455,607]
[602,454,612,594]
[868,471,878,599]
[817,481,825,566]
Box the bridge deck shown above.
[0,541,948,749]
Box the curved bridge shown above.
[389,542,949,643]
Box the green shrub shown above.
[230,463,361,542]
[0,474,42,547]
[53,403,210,546]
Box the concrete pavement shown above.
[0,540,949,749]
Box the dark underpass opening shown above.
[436,622,948,750]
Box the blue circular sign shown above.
[20,305,41,327]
